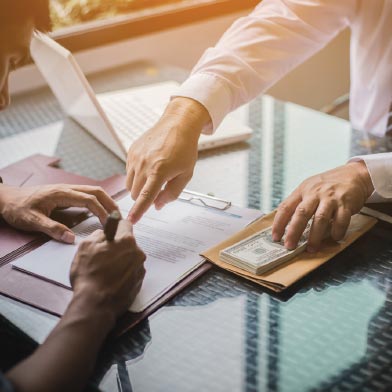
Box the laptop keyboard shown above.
[99,94,161,150]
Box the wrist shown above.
[162,97,211,137]
[349,161,374,199]
[68,288,116,332]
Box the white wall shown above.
[10,10,350,118]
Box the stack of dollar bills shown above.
[219,223,311,275]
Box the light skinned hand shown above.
[70,220,146,319]
[271,161,374,252]
[126,97,211,223]
[0,184,118,243]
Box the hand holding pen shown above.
[70,208,146,320]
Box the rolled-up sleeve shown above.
[349,153,392,202]
[176,0,356,133]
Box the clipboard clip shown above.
[179,190,232,211]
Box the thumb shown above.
[31,213,75,244]
[154,174,190,210]
[115,219,134,239]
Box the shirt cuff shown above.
[349,154,392,203]
[173,73,233,135]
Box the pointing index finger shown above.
[128,175,165,223]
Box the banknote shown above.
[219,222,311,275]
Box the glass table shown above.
[1,61,391,391]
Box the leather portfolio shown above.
[0,155,212,336]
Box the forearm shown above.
[6,292,115,392]
[177,0,355,131]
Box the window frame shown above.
[52,0,260,52]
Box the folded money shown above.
[219,223,311,275]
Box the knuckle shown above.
[28,214,41,227]
[140,189,153,201]
[86,194,98,205]
[80,235,93,245]
[64,188,74,196]
[81,230,102,246]
[78,240,90,251]
[52,189,64,199]
[296,206,310,218]
[278,202,291,214]
[94,186,106,197]
[150,159,168,175]
[139,156,151,170]
[314,212,328,223]
[327,190,336,198]
[51,184,63,193]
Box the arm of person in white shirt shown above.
[271,153,392,252]
[126,0,357,223]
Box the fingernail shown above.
[272,234,279,242]
[156,202,165,210]
[285,242,295,251]
[61,231,75,244]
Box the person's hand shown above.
[126,97,211,223]
[272,161,374,252]
[70,220,146,319]
[0,184,118,243]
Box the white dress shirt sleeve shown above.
[349,153,392,203]
[176,0,356,133]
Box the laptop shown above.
[30,32,253,161]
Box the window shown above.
[51,0,189,31]
[51,0,260,51]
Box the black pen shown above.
[104,210,122,241]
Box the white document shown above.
[12,195,261,313]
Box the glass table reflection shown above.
[1,62,391,391]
